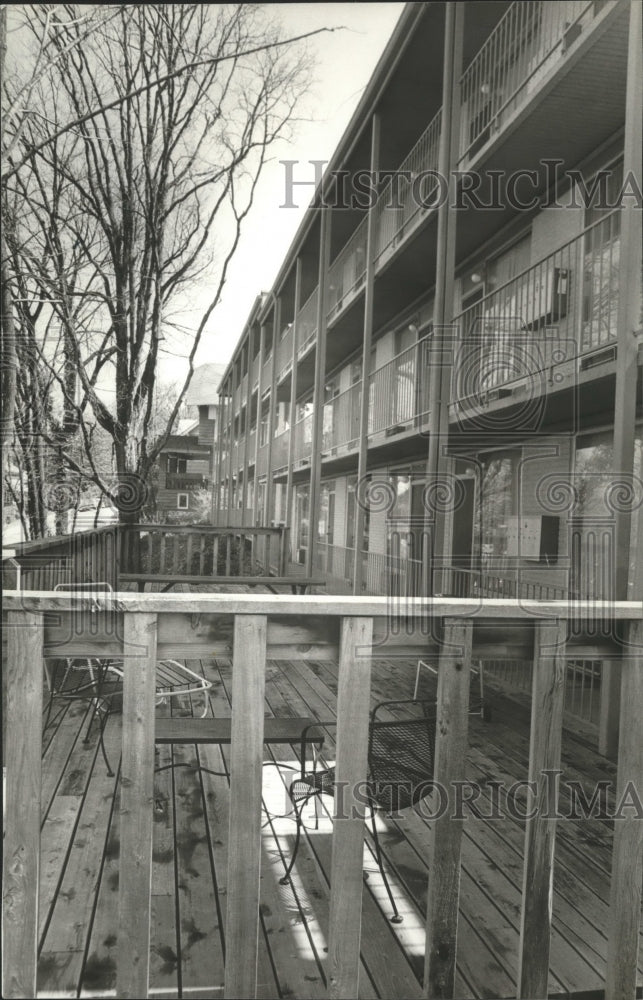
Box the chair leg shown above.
[368,802,402,923]
[96,702,114,778]
[279,788,316,885]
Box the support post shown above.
[3,611,43,1000]
[285,258,303,530]
[117,612,158,999]
[353,112,380,595]
[423,1,464,598]
[224,614,268,999]
[327,616,373,999]
[517,619,566,999]
[606,618,643,1000]
[307,208,331,578]
[424,617,472,998]
[601,0,643,758]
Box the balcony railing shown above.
[459,0,605,165]
[452,211,620,401]
[296,286,319,357]
[165,473,206,491]
[322,381,362,452]
[5,589,640,998]
[293,412,313,465]
[314,541,356,582]
[276,324,294,382]
[327,216,368,321]
[272,426,290,470]
[368,332,432,437]
[373,108,442,265]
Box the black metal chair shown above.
[279,698,436,923]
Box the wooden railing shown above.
[1,524,290,592]
[1,525,120,592]
[3,592,641,999]
[119,524,289,583]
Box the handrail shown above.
[3,592,642,1000]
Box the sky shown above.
[158,3,405,381]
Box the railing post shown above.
[424,616,472,999]
[606,618,643,1000]
[327,615,373,999]
[3,611,43,1000]
[116,612,158,999]
[225,614,267,999]
[517,619,566,999]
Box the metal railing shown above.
[276,324,295,382]
[165,473,206,491]
[296,286,319,357]
[6,590,639,998]
[327,216,368,320]
[452,211,620,400]
[459,0,601,165]
[368,333,433,437]
[293,412,313,465]
[322,381,362,452]
[272,426,290,470]
[373,108,442,265]
[314,541,356,582]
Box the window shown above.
[477,452,520,563]
[582,160,622,349]
[167,456,187,475]
[177,493,189,510]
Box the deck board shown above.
[34,653,642,999]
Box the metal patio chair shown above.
[44,583,213,775]
[279,698,437,923]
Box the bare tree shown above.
[3,4,317,524]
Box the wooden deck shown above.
[35,650,642,1000]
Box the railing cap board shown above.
[2,524,117,557]
[4,591,642,619]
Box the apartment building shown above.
[214,1,642,633]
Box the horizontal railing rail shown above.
[3,592,642,999]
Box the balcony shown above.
[458,0,613,167]
[293,411,313,466]
[272,426,290,470]
[165,473,207,491]
[373,108,442,268]
[368,333,432,439]
[276,324,295,382]
[322,381,362,454]
[326,216,368,322]
[452,211,620,407]
[296,286,319,358]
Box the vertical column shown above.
[117,612,158,999]
[285,258,303,528]
[227,369,237,522]
[264,297,280,528]
[3,611,43,1000]
[307,208,331,577]
[517,619,566,999]
[601,0,642,757]
[353,113,381,595]
[252,325,266,525]
[327,616,373,999]
[213,376,227,525]
[224,614,268,999]
[241,329,254,526]
[606,618,643,1000]
[424,617,472,999]
[423,1,464,597]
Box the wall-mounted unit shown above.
[506,515,560,563]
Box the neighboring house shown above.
[213,2,641,750]
[156,362,227,517]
